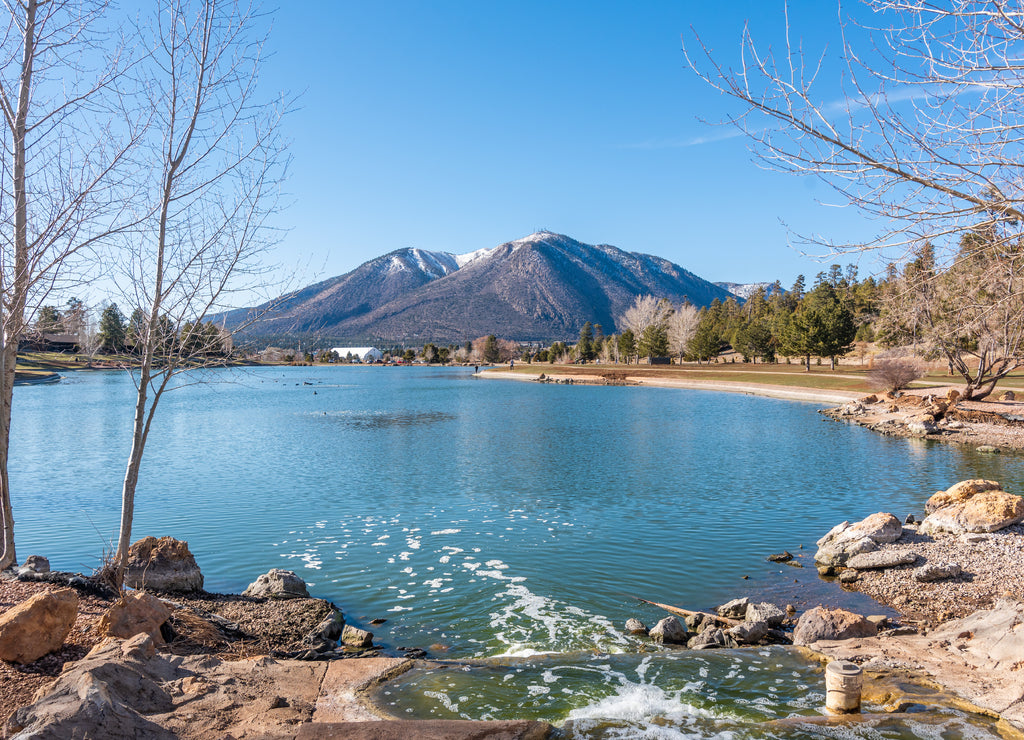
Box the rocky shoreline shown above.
[2,475,1024,737]
[823,387,1024,452]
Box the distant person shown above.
[474,365,479,374]
[509,359,514,370]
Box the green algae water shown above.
[12,366,1023,737]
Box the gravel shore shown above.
[841,523,1024,628]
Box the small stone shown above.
[838,569,859,584]
[688,628,735,650]
[243,569,309,599]
[649,617,688,644]
[624,618,648,635]
[728,620,769,645]
[1000,390,1016,401]
[914,562,962,582]
[845,550,919,570]
[716,597,749,619]
[745,602,785,628]
[866,615,888,630]
[905,514,916,524]
[766,551,793,563]
[340,624,373,647]
[977,445,1000,454]
[306,610,345,642]
[20,555,49,574]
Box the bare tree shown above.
[667,303,699,362]
[110,0,286,586]
[619,295,672,339]
[0,0,137,569]
[684,1,1024,397]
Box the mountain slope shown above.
[238,232,734,342]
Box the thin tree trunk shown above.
[0,341,18,569]
[115,373,149,584]
[0,0,37,570]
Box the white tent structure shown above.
[330,347,383,362]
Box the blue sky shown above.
[259,1,884,289]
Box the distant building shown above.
[19,332,81,353]
[331,347,383,363]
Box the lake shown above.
[12,365,1023,737]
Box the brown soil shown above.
[0,574,334,733]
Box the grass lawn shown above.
[497,361,1024,395]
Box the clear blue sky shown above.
[259,1,884,289]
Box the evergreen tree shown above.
[98,304,126,353]
[578,322,595,363]
[482,335,500,363]
[689,309,722,363]
[637,323,669,360]
[617,329,636,364]
[35,305,62,334]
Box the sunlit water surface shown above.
[12,366,1023,737]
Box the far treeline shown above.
[518,234,1020,403]
[31,300,232,358]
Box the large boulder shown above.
[921,489,1024,534]
[792,607,878,646]
[648,617,688,645]
[243,569,309,599]
[815,513,903,568]
[124,536,204,593]
[925,480,1003,513]
[0,588,79,663]
[98,592,174,645]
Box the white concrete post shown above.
[824,660,863,714]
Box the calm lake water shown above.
[12,366,1023,737]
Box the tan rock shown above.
[896,395,924,407]
[98,592,173,644]
[124,536,203,593]
[925,479,1003,513]
[946,388,961,403]
[860,394,879,404]
[1000,390,1016,401]
[0,587,79,663]
[793,606,877,646]
[922,490,1024,534]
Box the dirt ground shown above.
[0,573,336,733]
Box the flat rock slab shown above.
[808,599,1024,729]
[846,551,919,570]
[258,720,553,739]
[314,658,412,723]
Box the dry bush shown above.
[869,356,925,393]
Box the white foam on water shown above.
[566,682,719,723]
[432,529,461,535]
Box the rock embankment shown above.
[813,480,1024,626]
[823,388,1024,451]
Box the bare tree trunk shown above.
[0,0,36,570]
[114,370,149,584]
[0,341,18,569]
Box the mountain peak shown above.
[234,233,735,342]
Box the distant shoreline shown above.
[478,368,864,405]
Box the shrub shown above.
[869,356,925,393]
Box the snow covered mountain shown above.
[232,232,734,343]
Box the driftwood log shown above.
[635,597,743,627]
